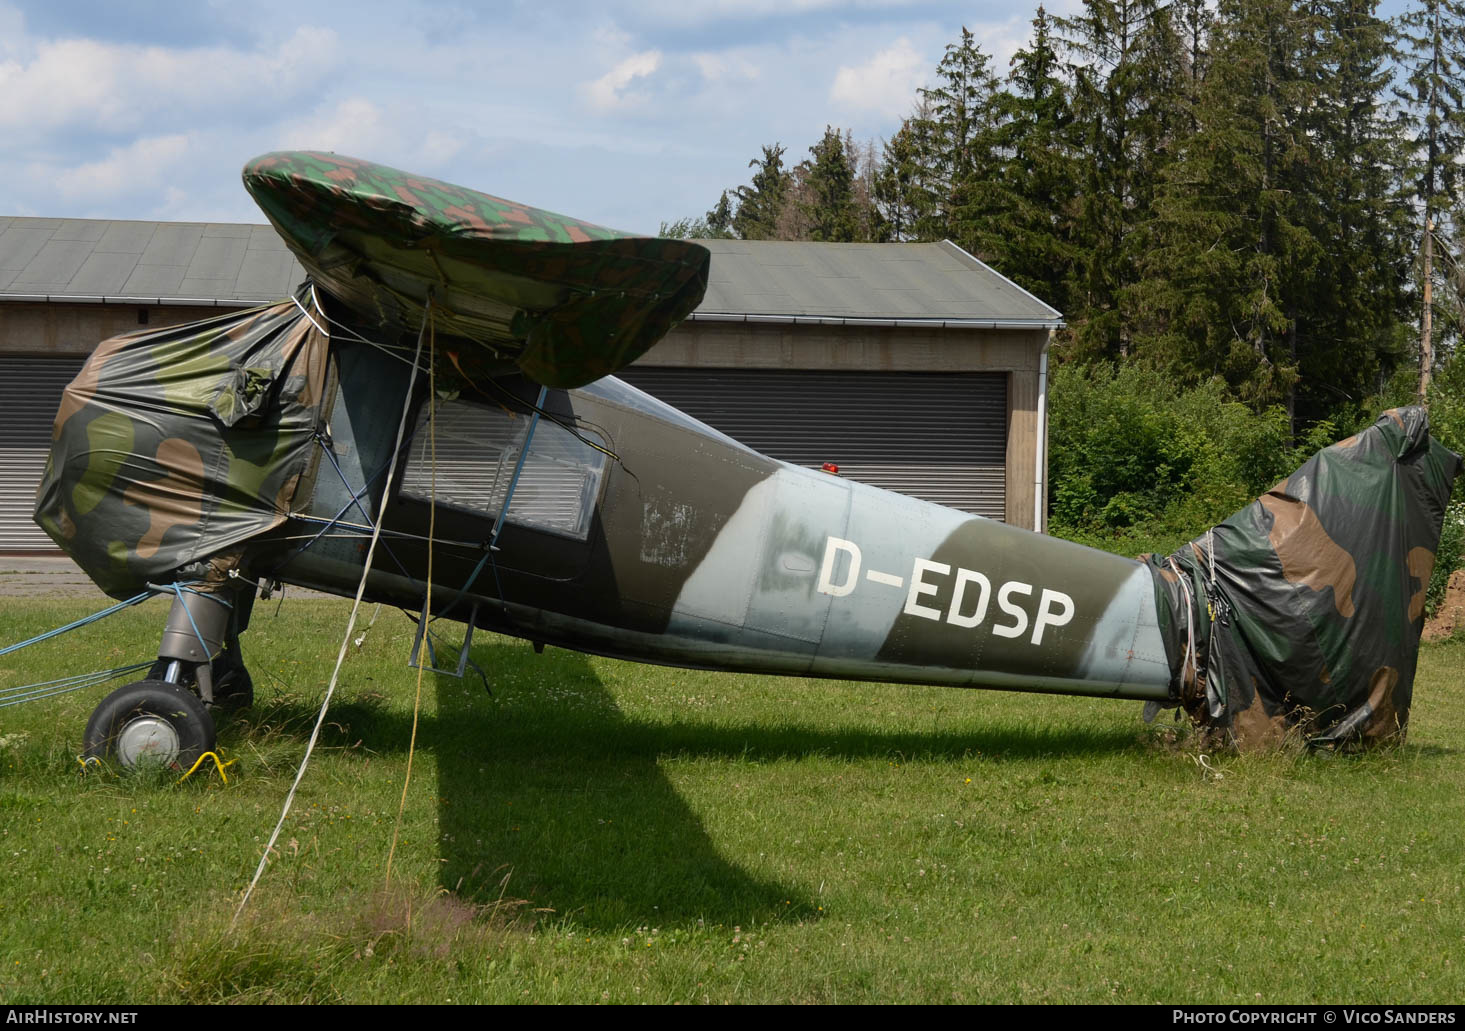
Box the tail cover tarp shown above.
[1146,408,1462,748]
[34,296,329,599]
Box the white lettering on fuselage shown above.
[816,536,1075,646]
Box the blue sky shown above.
[0,0,1079,234]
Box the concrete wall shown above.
[0,301,248,356]
[640,321,1049,531]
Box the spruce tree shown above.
[802,127,860,242]
[970,6,1080,311]
[873,116,937,242]
[1297,0,1411,424]
[731,144,791,240]
[1137,0,1324,410]
[916,27,1002,243]
[1396,0,1465,399]
[1056,0,1190,360]
[706,192,734,237]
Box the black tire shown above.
[211,663,254,711]
[83,680,216,771]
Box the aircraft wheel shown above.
[83,680,216,771]
[211,663,254,712]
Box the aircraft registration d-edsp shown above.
[34,151,1459,770]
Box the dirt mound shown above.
[1423,568,1465,642]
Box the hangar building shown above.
[0,217,1060,552]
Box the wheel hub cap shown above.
[115,716,181,768]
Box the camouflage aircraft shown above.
[32,152,1462,770]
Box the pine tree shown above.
[731,144,791,240]
[916,27,1002,242]
[873,116,936,241]
[1137,0,1326,410]
[969,6,1080,311]
[1056,0,1205,360]
[706,192,734,237]
[1297,0,1411,423]
[1396,0,1465,399]
[802,127,860,242]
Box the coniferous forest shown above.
[664,0,1465,599]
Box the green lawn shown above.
[0,596,1461,1004]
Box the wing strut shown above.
[408,383,549,678]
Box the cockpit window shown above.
[400,399,607,540]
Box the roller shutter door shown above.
[617,368,1008,519]
[0,356,86,550]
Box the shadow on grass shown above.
[228,639,1147,930]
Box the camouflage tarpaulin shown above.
[34,295,329,599]
[1145,408,1462,749]
[242,151,711,389]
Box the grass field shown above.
[0,594,1461,1004]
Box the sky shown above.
[0,0,1084,235]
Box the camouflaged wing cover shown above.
[242,151,710,389]
[33,295,329,599]
[1146,408,1462,750]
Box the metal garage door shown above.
[0,356,86,550]
[617,368,1008,519]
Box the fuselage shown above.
[256,340,1174,701]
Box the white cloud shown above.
[830,37,927,118]
[583,50,662,111]
[53,133,193,202]
[272,98,466,173]
[420,130,464,167]
[279,97,392,156]
[0,25,337,132]
[693,52,760,82]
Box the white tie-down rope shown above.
[233,298,433,929]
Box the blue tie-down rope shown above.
[0,582,207,710]
[0,662,153,709]
[0,589,152,659]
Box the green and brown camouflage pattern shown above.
[242,151,710,388]
[30,146,1457,746]
[1145,408,1462,750]
[33,293,329,599]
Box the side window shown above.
[399,399,607,541]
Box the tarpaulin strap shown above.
[0,581,222,708]
[1168,558,1199,698]
[1193,532,1230,719]
[290,291,328,337]
[308,283,426,373]
[316,432,384,526]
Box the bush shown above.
[1048,357,1465,600]
[1427,499,1465,618]
[1047,362,1312,539]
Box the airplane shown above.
[31,151,1463,771]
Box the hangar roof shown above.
[691,239,1061,328]
[0,216,1061,327]
[0,216,303,306]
